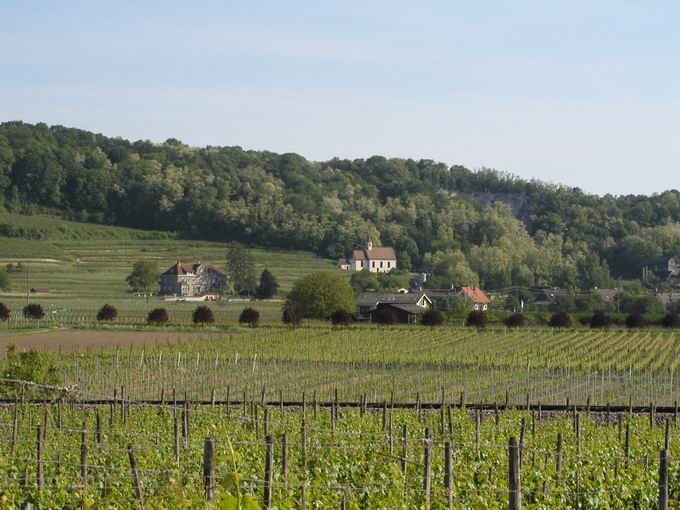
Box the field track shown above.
[0,328,224,351]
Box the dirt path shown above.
[0,328,228,352]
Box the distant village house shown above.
[458,286,491,311]
[338,239,396,273]
[160,261,227,297]
[644,256,680,286]
[357,291,432,324]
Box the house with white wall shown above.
[338,239,397,273]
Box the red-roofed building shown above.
[458,286,491,311]
[160,261,227,296]
[338,239,397,273]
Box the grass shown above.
[0,212,342,321]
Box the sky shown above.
[1,1,678,195]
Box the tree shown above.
[421,309,444,326]
[0,270,8,290]
[23,303,44,320]
[625,313,647,329]
[504,313,526,328]
[226,243,257,295]
[193,305,215,324]
[96,304,118,321]
[331,309,353,326]
[0,302,9,322]
[349,270,380,293]
[285,271,356,320]
[589,310,612,329]
[373,307,398,325]
[147,308,169,324]
[126,260,158,293]
[239,307,260,327]
[661,313,680,329]
[255,268,279,299]
[549,311,572,328]
[466,310,487,328]
[282,302,304,327]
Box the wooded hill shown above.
[1,121,679,290]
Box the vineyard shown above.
[2,326,680,508]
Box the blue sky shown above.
[1,1,678,195]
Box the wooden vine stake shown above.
[444,441,453,510]
[203,438,216,501]
[127,444,145,508]
[264,435,274,509]
[658,449,670,510]
[422,428,432,508]
[508,436,521,510]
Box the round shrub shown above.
[282,302,304,327]
[331,309,353,327]
[193,305,215,324]
[0,302,10,322]
[239,307,260,327]
[504,313,526,328]
[96,304,118,322]
[23,303,44,320]
[549,311,572,328]
[661,313,680,329]
[286,271,356,319]
[589,310,612,329]
[465,310,487,328]
[147,308,169,324]
[373,307,398,325]
[421,309,444,326]
[625,313,647,329]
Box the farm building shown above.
[159,261,227,297]
[338,239,396,273]
[357,291,432,323]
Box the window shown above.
[380,261,383,269]
[387,261,390,268]
[372,261,375,268]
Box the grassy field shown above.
[0,212,340,323]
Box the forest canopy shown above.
[1,121,680,290]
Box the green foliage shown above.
[226,243,257,296]
[350,269,411,293]
[625,313,647,329]
[590,311,612,329]
[661,313,680,329]
[239,307,260,327]
[619,293,664,316]
[126,259,158,293]
[0,344,60,398]
[421,308,444,326]
[0,302,9,321]
[23,303,44,319]
[549,311,572,328]
[96,303,118,321]
[281,301,304,327]
[192,305,215,324]
[0,269,8,289]
[465,310,487,328]
[331,309,353,326]
[255,268,278,299]
[285,271,356,320]
[147,308,169,324]
[504,313,526,328]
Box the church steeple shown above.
[366,238,373,251]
